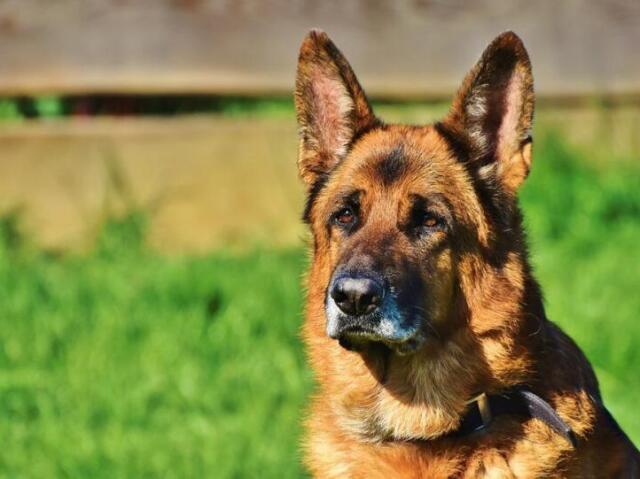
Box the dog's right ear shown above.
[295,30,377,187]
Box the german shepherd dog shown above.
[294,30,639,478]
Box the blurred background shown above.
[0,1,638,477]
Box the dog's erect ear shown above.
[295,30,377,187]
[443,31,534,193]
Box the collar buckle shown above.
[466,392,492,430]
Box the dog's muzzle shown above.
[325,272,424,354]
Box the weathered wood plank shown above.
[0,107,638,252]
[0,0,638,98]
[0,117,304,251]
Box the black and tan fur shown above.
[295,30,639,478]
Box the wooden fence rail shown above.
[0,0,638,98]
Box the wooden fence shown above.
[0,0,638,98]
[0,1,638,252]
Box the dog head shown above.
[296,30,535,356]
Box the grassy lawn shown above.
[0,131,638,477]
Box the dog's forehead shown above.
[335,125,469,193]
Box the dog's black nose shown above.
[330,275,383,316]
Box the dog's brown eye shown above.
[422,214,441,229]
[335,207,355,226]
[336,208,354,225]
[424,216,438,228]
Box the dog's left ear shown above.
[443,31,534,193]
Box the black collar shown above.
[454,389,577,447]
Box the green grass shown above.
[0,133,638,477]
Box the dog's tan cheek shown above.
[309,222,336,285]
[425,247,456,326]
[327,229,351,272]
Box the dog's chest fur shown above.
[306,404,606,478]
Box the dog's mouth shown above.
[326,300,427,355]
[337,329,426,355]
